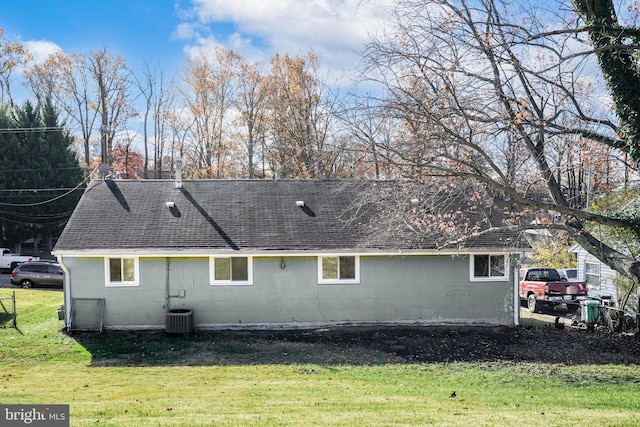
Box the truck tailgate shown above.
[547,282,587,295]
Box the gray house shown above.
[52,178,529,331]
[569,244,618,302]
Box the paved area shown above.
[519,305,573,327]
[0,273,12,288]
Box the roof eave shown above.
[52,246,530,258]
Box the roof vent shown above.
[296,200,305,207]
[175,158,183,189]
[166,201,176,209]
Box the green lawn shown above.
[1,289,640,426]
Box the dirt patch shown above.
[80,310,640,367]
[257,322,640,365]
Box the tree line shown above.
[16,44,373,181]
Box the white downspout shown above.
[56,256,72,330]
[514,254,521,326]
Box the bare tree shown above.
[336,96,401,179]
[134,60,154,178]
[87,48,134,166]
[233,58,268,178]
[134,61,175,178]
[24,48,133,172]
[25,51,98,169]
[152,73,177,179]
[166,103,190,175]
[360,0,640,287]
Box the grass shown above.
[1,289,640,426]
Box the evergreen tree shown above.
[37,98,84,247]
[0,99,84,252]
[0,106,11,244]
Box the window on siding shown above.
[585,261,601,289]
[471,254,507,281]
[106,257,139,286]
[318,256,359,284]
[210,256,252,285]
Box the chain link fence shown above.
[70,298,105,332]
[0,291,16,329]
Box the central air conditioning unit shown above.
[166,309,194,334]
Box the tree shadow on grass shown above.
[0,312,16,330]
[69,324,640,367]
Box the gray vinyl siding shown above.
[60,254,514,328]
[572,248,618,301]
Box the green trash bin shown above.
[582,300,600,324]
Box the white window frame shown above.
[209,256,253,285]
[585,261,601,289]
[318,255,360,284]
[470,254,509,282]
[105,256,140,287]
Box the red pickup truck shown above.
[519,267,588,313]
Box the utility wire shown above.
[0,166,85,174]
[0,126,64,134]
[0,212,73,220]
[0,187,85,193]
[0,175,90,207]
[0,215,72,225]
[0,210,74,220]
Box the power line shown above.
[0,187,85,193]
[0,215,72,225]
[0,176,89,207]
[0,165,98,208]
[0,126,64,134]
[0,210,74,220]
[0,166,85,174]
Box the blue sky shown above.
[0,0,393,103]
[1,1,182,62]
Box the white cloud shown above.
[172,22,201,41]
[179,0,394,77]
[23,40,62,64]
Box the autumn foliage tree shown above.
[111,139,144,179]
[181,48,239,178]
[175,49,350,179]
[0,29,30,107]
[265,53,342,178]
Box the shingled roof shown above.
[53,179,527,254]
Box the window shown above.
[105,257,139,286]
[22,264,48,273]
[585,261,601,289]
[318,256,359,284]
[471,254,508,281]
[210,256,252,285]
